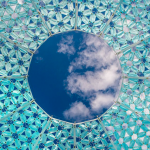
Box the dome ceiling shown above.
[0,0,150,149]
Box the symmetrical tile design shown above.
[77,0,119,34]
[119,37,150,77]
[0,102,48,150]
[101,103,150,150]
[0,0,49,51]
[0,0,150,149]
[0,78,33,119]
[75,120,115,149]
[34,0,76,34]
[0,36,32,76]
[103,0,150,52]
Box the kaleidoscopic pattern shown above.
[34,0,76,34]
[103,0,150,52]
[0,0,150,149]
[119,37,150,77]
[101,103,150,150]
[77,0,119,34]
[76,120,115,149]
[0,78,33,119]
[0,0,49,51]
[118,77,150,120]
[34,119,74,149]
[0,102,48,150]
[0,36,32,76]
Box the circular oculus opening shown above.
[29,31,122,123]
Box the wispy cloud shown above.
[63,101,92,122]
[67,65,121,94]
[57,35,75,55]
[69,35,119,72]
[62,33,122,121]
[90,93,114,113]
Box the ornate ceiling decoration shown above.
[0,0,150,149]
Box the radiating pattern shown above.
[104,0,150,51]
[119,37,150,77]
[77,0,119,34]
[34,120,74,149]
[0,0,49,51]
[34,0,76,34]
[0,0,150,149]
[75,120,114,149]
[0,102,48,149]
[0,78,32,119]
[101,103,150,150]
[0,36,32,76]
[118,78,150,119]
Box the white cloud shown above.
[63,33,122,121]
[90,93,114,113]
[63,101,91,122]
[85,34,105,48]
[69,34,118,72]
[57,35,75,55]
[66,65,121,94]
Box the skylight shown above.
[0,0,150,149]
[29,31,122,122]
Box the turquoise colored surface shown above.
[0,0,150,149]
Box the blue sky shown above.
[28,31,122,123]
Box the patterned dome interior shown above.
[0,0,150,149]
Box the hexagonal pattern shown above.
[0,0,49,51]
[0,0,150,149]
[34,0,76,34]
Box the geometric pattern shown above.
[34,119,74,150]
[0,36,32,76]
[77,0,119,34]
[119,37,150,77]
[102,103,150,150]
[0,0,49,51]
[0,0,150,149]
[34,0,76,34]
[0,78,32,120]
[103,0,150,52]
[75,120,115,149]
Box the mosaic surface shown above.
[0,0,150,149]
